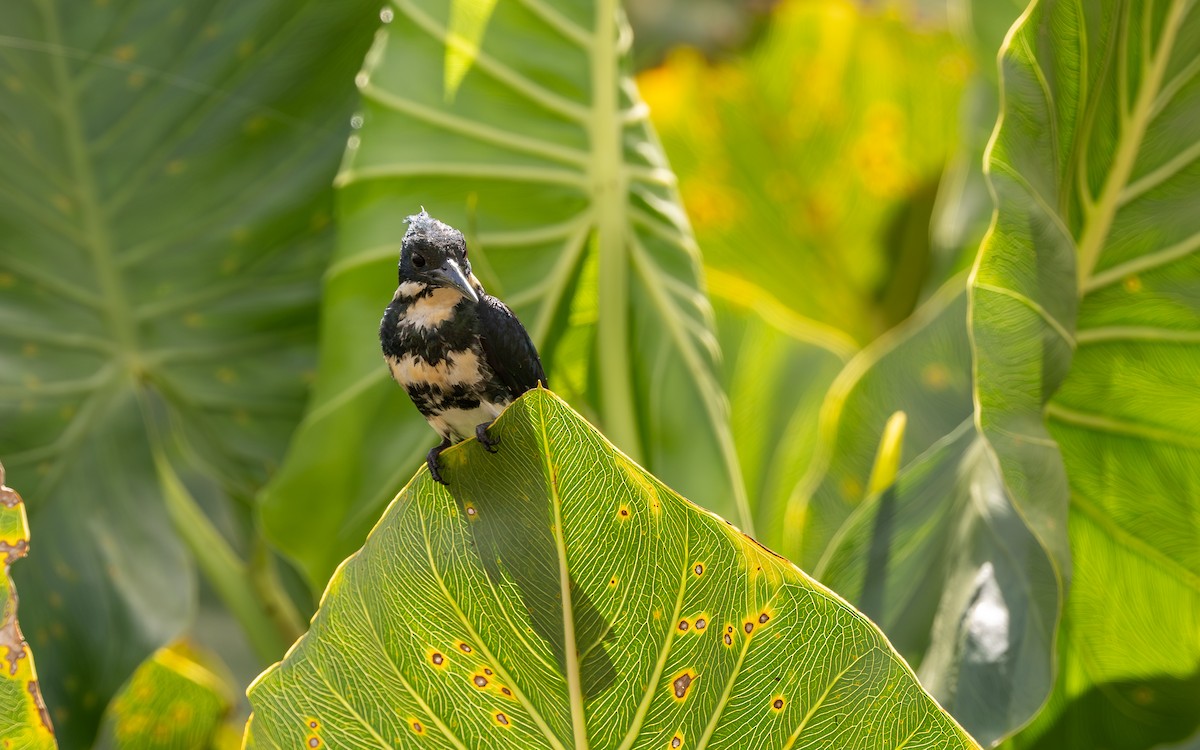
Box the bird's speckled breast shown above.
[381,281,511,441]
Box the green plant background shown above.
[0,0,1197,747]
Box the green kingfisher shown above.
[379,210,546,484]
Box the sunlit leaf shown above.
[95,642,232,750]
[246,389,979,750]
[641,0,969,343]
[0,1,378,742]
[0,462,55,749]
[263,0,751,590]
[973,0,1200,746]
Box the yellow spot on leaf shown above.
[1123,275,1142,293]
[113,45,136,62]
[215,367,237,384]
[0,273,14,288]
[244,116,269,135]
[921,362,950,391]
[165,159,186,175]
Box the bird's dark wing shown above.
[477,294,547,398]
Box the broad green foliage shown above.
[708,271,853,541]
[0,0,378,743]
[263,0,750,590]
[974,0,1200,746]
[0,463,55,749]
[641,0,968,343]
[95,643,232,750]
[797,281,1058,746]
[246,390,979,750]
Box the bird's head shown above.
[398,210,480,303]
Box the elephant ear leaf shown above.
[246,390,978,750]
[0,462,55,749]
[0,1,379,743]
[261,0,751,592]
[972,0,1200,746]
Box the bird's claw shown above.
[476,422,500,453]
[427,437,452,485]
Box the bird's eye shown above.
[412,254,426,268]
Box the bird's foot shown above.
[427,437,452,485]
[475,421,500,453]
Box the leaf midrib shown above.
[592,0,642,464]
[1074,0,1191,290]
[40,0,137,363]
[537,393,588,750]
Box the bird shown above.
[379,210,546,484]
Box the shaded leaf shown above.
[247,389,979,750]
[641,0,969,343]
[0,1,378,741]
[792,280,1059,745]
[0,462,55,749]
[973,0,1200,746]
[263,0,751,590]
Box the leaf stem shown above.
[249,532,306,646]
[150,446,291,662]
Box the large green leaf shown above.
[640,0,968,343]
[779,279,1058,746]
[0,1,377,742]
[0,462,55,749]
[246,389,979,749]
[708,271,853,542]
[262,0,750,589]
[973,0,1200,746]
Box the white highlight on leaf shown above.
[964,562,1009,664]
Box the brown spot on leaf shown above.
[772,697,785,710]
[473,675,488,688]
[759,613,770,624]
[28,681,52,733]
[695,618,707,630]
[494,712,510,727]
[678,620,688,632]
[671,671,695,701]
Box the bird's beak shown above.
[431,258,479,303]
